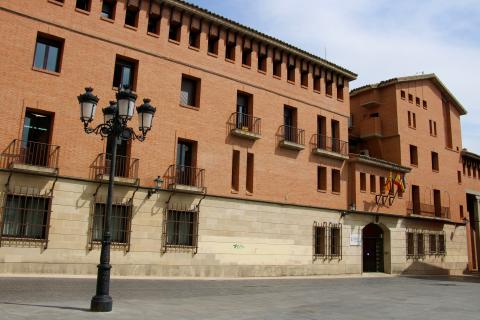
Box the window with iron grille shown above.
[314,225,326,257]
[1,193,51,244]
[313,222,342,260]
[417,233,425,256]
[429,234,437,254]
[91,202,132,248]
[330,226,341,257]
[163,207,199,253]
[406,232,415,257]
[438,233,446,254]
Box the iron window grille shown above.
[162,204,199,254]
[313,221,342,260]
[406,229,432,259]
[0,186,52,248]
[89,199,133,252]
[427,231,446,256]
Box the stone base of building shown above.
[0,173,469,278]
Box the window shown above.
[317,166,326,191]
[330,226,341,257]
[429,234,437,254]
[326,73,333,96]
[189,28,200,48]
[231,150,240,191]
[283,105,298,142]
[433,189,442,217]
[443,101,453,149]
[273,59,281,77]
[257,54,267,72]
[169,21,181,42]
[406,232,415,256]
[332,169,340,193]
[1,193,51,241]
[458,171,462,184]
[148,14,160,35]
[438,233,446,254]
[417,233,425,256]
[314,225,326,256]
[208,34,218,55]
[92,202,131,245]
[76,0,91,11]
[113,56,137,89]
[246,153,254,193]
[287,63,295,82]
[433,121,437,136]
[429,120,433,135]
[225,42,236,61]
[337,77,344,100]
[21,110,54,167]
[460,205,464,219]
[125,4,139,28]
[360,172,366,191]
[412,112,416,128]
[409,145,418,166]
[165,209,198,249]
[33,33,64,73]
[379,177,386,194]
[313,74,321,92]
[242,48,251,66]
[180,75,200,108]
[401,90,406,99]
[101,0,116,20]
[370,174,376,193]
[175,139,198,186]
[411,185,420,215]
[423,100,428,109]
[408,94,413,103]
[301,70,308,87]
[416,97,420,106]
[431,152,439,171]
[408,111,411,127]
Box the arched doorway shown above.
[363,223,384,272]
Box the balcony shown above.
[360,117,382,139]
[91,153,139,185]
[278,125,305,150]
[0,139,59,175]
[227,112,261,140]
[407,202,450,220]
[164,164,205,194]
[311,134,348,160]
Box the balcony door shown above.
[236,93,250,130]
[331,120,340,153]
[317,116,326,149]
[176,140,196,186]
[283,106,297,142]
[412,185,420,215]
[21,111,53,167]
[106,136,130,178]
[433,189,442,217]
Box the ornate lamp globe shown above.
[116,87,137,120]
[136,98,156,133]
[77,87,99,123]
[102,101,117,123]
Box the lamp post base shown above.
[90,295,113,312]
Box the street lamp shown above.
[77,86,156,312]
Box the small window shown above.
[76,0,91,11]
[317,166,327,191]
[406,232,415,256]
[242,48,251,66]
[273,59,281,77]
[380,177,386,194]
[165,209,197,248]
[408,94,413,103]
[429,120,433,135]
[92,202,131,244]
[423,100,428,109]
[337,77,344,100]
[429,234,437,254]
[189,29,200,48]
[113,56,137,89]
[258,54,267,72]
[314,226,326,256]
[1,193,51,241]
[370,174,376,193]
[208,35,219,55]
[458,171,462,184]
[408,111,411,127]
[416,97,420,106]
[412,113,416,128]
[401,90,406,99]
[180,75,200,108]
[460,205,464,219]
[33,33,64,73]
[433,121,437,136]
[438,234,446,254]
[326,76,333,96]
[313,74,321,92]
[360,172,366,191]
[330,227,341,257]
[231,150,240,191]
[417,233,425,256]
[431,151,439,171]
[287,64,295,82]
[101,0,116,20]
[169,21,181,42]
[125,5,139,28]
[246,152,254,193]
[332,169,340,193]
[225,42,236,61]
[409,145,418,166]
[148,14,161,35]
[301,70,308,87]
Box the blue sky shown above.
[188,0,480,152]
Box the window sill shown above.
[207,52,218,58]
[245,191,253,196]
[48,0,64,6]
[273,75,281,80]
[188,45,200,51]
[242,64,251,69]
[168,39,180,45]
[410,163,418,168]
[231,190,239,194]
[313,89,321,94]
[416,104,421,107]
[326,94,333,98]
[124,24,138,31]
[147,32,160,38]
[32,67,60,77]
[317,189,327,193]
[401,97,406,100]
[100,16,115,24]
[423,106,428,110]
[257,69,266,75]
[301,85,308,90]
[337,98,344,102]
[179,103,199,111]
[225,58,235,64]
[287,80,295,85]
[408,126,416,130]
[432,169,439,173]
[331,191,341,195]
[75,8,90,15]
[360,190,366,193]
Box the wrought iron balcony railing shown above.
[0,139,60,171]
[164,164,205,191]
[311,134,348,156]
[227,112,262,139]
[91,153,139,181]
[279,125,305,146]
[407,202,450,219]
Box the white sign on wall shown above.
[350,232,362,246]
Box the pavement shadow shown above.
[0,302,90,312]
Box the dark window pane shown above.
[76,0,90,11]
[34,42,46,69]
[45,45,59,72]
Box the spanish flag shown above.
[394,174,406,192]
[385,172,393,194]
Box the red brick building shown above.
[0,0,473,276]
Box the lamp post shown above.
[77,86,156,312]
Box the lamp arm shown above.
[83,121,114,138]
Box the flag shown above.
[401,175,407,192]
[394,174,402,189]
[385,172,393,194]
